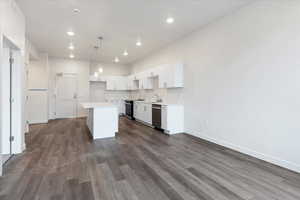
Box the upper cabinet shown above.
[138,72,154,90]
[106,76,128,91]
[127,75,139,90]
[159,64,184,88]
[89,63,184,91]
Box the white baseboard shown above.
[188,132,300,174]
[29,120,48,124]
[0,155,2,176]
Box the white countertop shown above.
[133,100,182,106]
[81,102,118,109]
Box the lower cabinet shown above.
[143,103,152,124]
[161,105,184,134]
[133,102,184,134]
[134,102,152,125]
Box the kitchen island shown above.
[81,102,118,140]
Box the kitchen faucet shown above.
[152,94,162,102]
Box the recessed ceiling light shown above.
[114,57,120,63]
[123,50,128,56]
[73,8,80,13]
[69,53,75,58]
[136,41,142,46]
[67,31,75,36]
[166,17,174,24]
[69,43,75,50]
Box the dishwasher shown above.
[152,104,162,129]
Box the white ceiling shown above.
[16,0,252,65]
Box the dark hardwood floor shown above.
[1,117,300,200]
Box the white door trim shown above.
[1,36,25,175]
[54,73,78,119]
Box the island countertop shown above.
[81,102,118,109]
[81,102,118,140]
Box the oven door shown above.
[125,102,132,117]
[152,105,162,128]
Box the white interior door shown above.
[55,73,78,119]
[1,47,23,157]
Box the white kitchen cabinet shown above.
[116,77,128,90]
[134,102,152,125]
[144,66,162,78]
[145,77,154,90]
[159,64,184,88]
[106,77,116,90]
[159,67,169,88]
[143,103,152,124]
[161,105,184,134]
[89,75,99,82]
[133,102,142,120]
[138,79,144,90]
[105,76,128,91]
[139,77,153,90]
[126,76,133,90]
[127,75,139,91]
[89,63,183,91]
[89,75,107,82]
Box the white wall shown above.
[27,53,49,124]
[0,0,26,174]
[25,39,39,61]
[28,54,48,89]
[89,62,130,103]
[48,58,90,119]
[90,62,129,76]
[130,0,300,173]
[42,58,131,119]
[0,0,25,50]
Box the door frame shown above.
[0,35,24,175]
[54,72,78,119]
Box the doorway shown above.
[55,73,78,119]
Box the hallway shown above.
[0,117,300,200]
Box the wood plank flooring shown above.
[1,117,300,200]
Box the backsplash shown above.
[130,88,184,104]
[90,82,130,103]
[90,81,184,104]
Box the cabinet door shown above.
[172,64,184,88]
[145,104,152,124]
[144,78,153,90]
[158,64,183,88]
[127,78,132,90]
[161,106,167,130]
[120,78,127,90]
[140,104,145,121]
[106,79,115,90]
[115,78,121,90]
[133,103,138,118]
[139,79,144,90]
[159,67,169,89]
[136,103,143,120]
